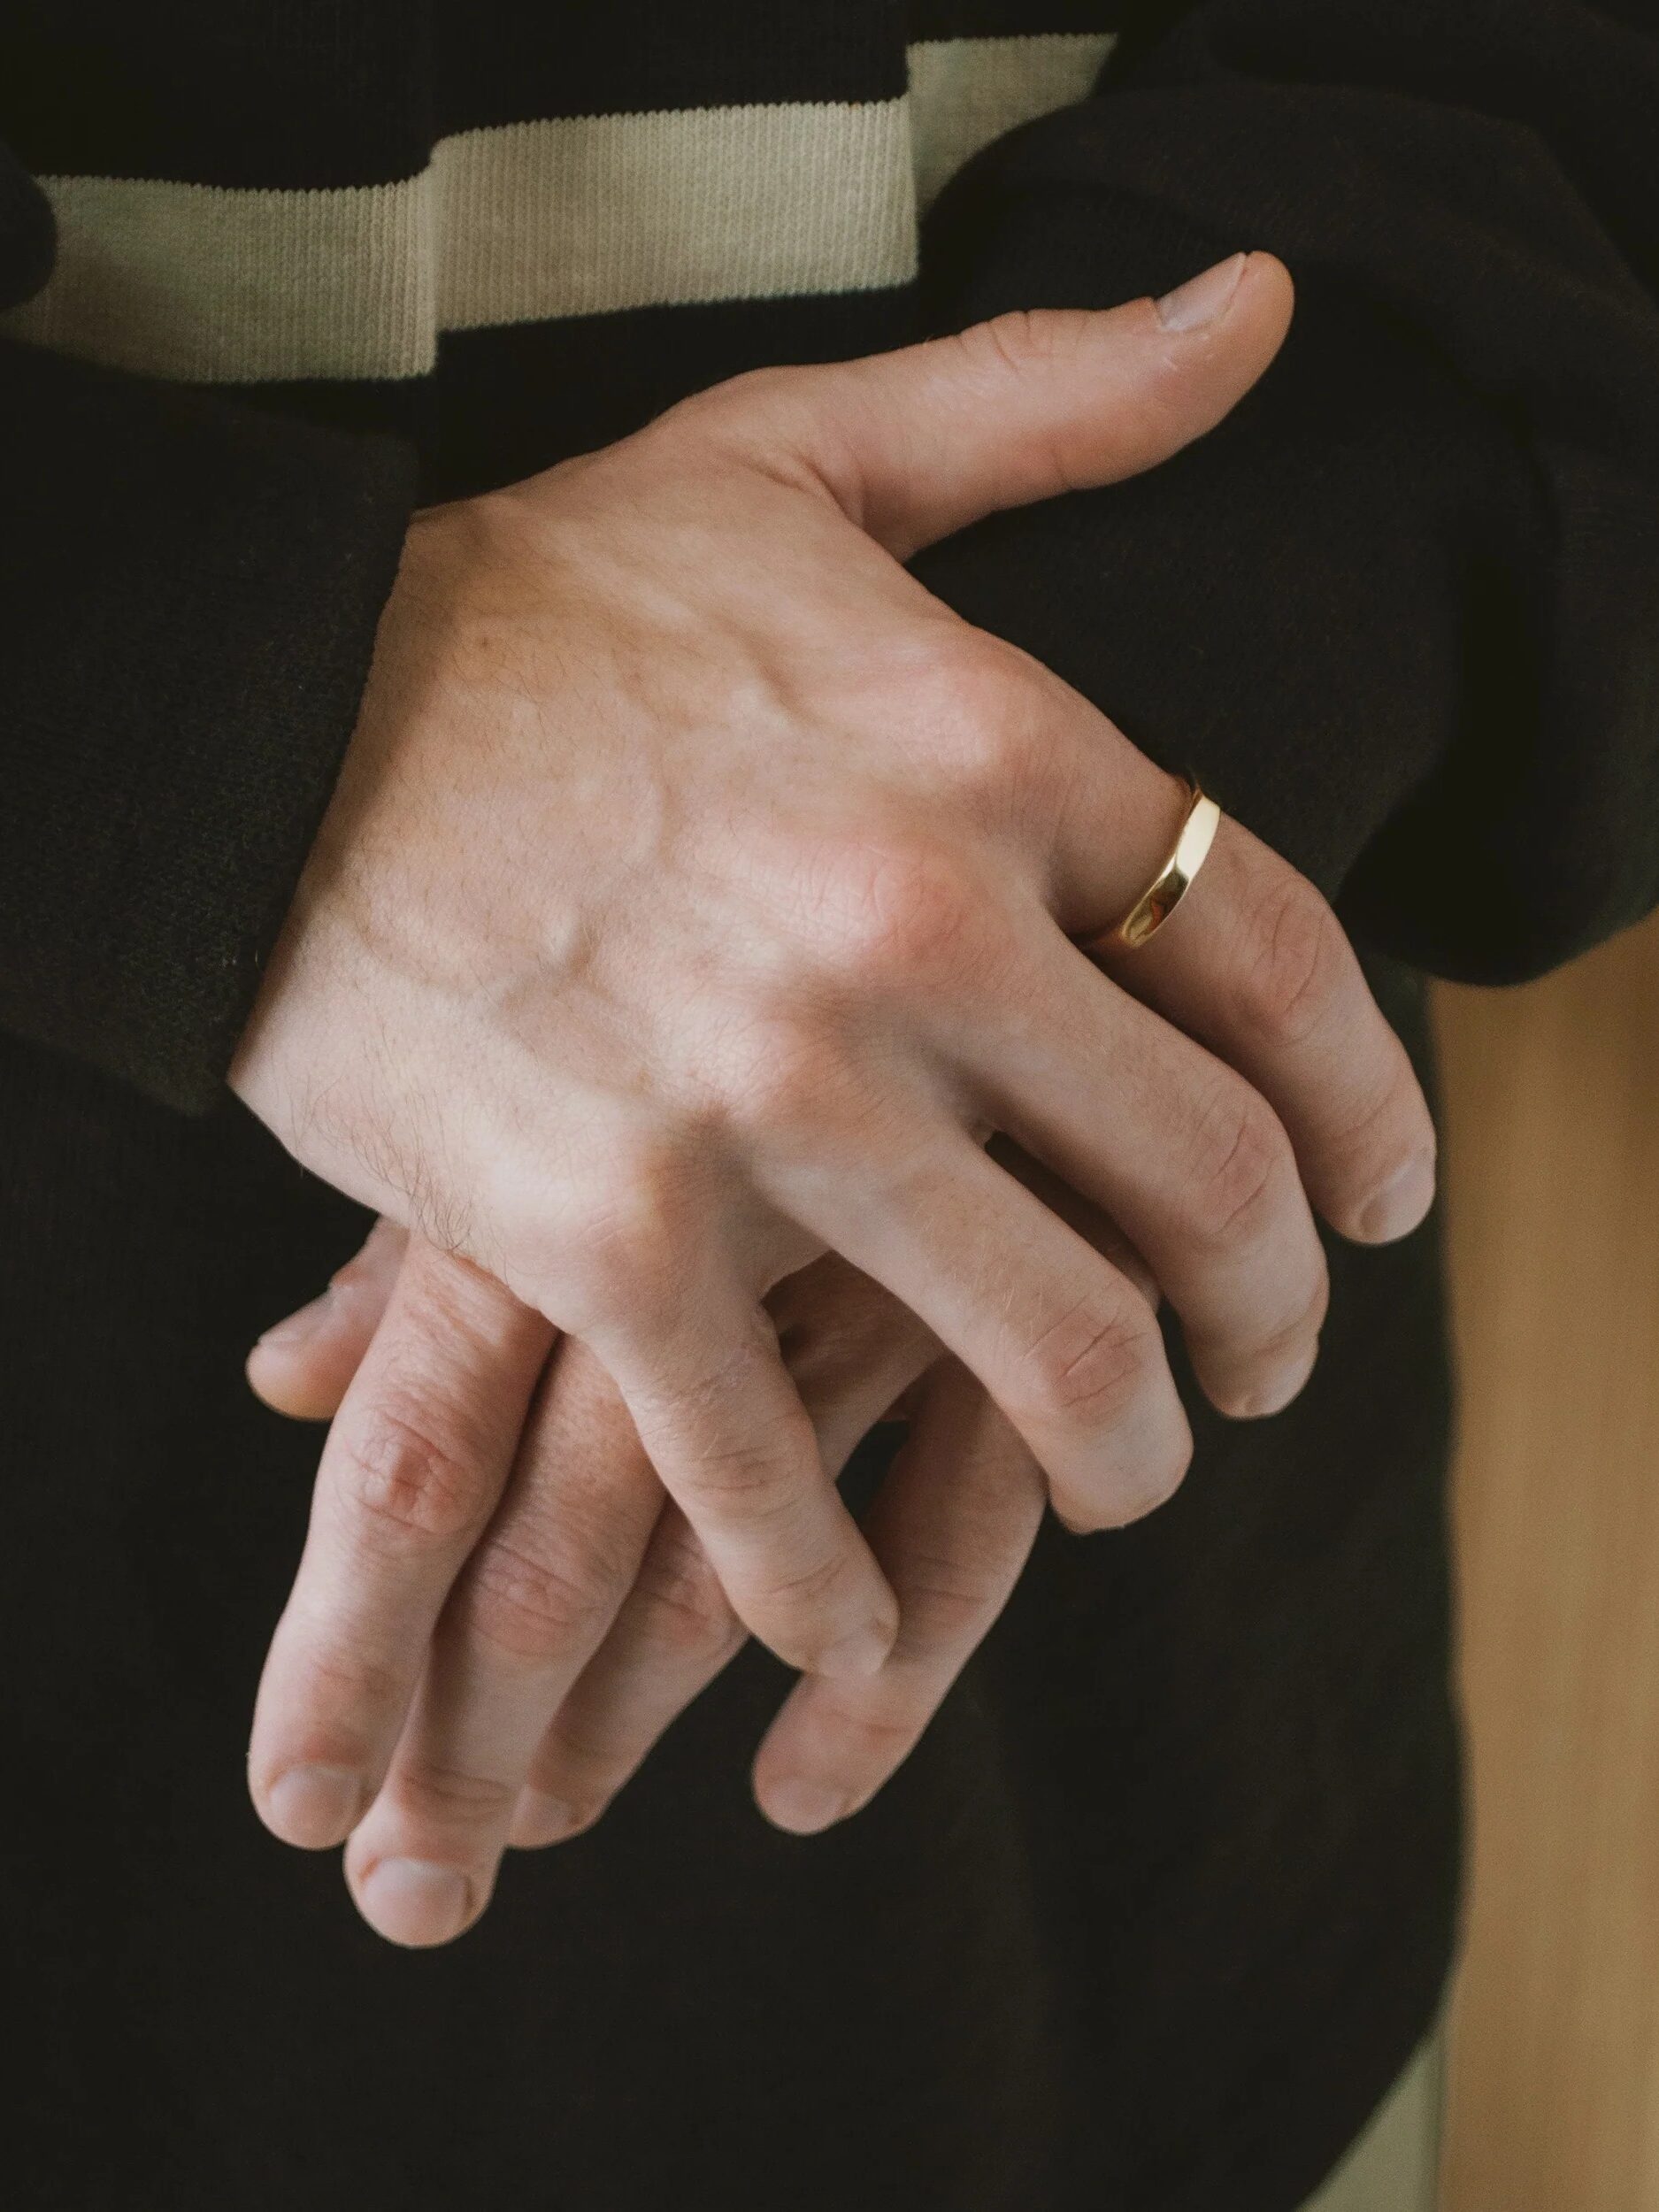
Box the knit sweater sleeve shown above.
[913,0,1659,983]
[0,144,417,1113]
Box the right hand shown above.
[233,250,1436,1788]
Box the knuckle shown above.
[897,627,1028,749]
[810,831,987,993]
[942,314,1113,499]
[1180,1083,1293,1249]
[393,1755,516,1826]
[686,1418,812,1517]
[806,1697,918,1765]
[956,307,1090,377]
[890,1546,996,1640]
[657,1337,820,1520]
[942,692,1054,812]
[719,1011,862,1148]
[1017,1296,1156,1434]
[331,1402,488,1550]
[768,1541,861,1617]
[632,1531,742,1663]
[402,1239,529,1343]
[889,629,1062,818]
[462,1532,621,1662]
[294,1640,407,1719]
[562,1146,691,1314]
[1240,872,1348,1048]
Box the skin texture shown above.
[252,1149,1152,1889]
[232,254,1439,1945]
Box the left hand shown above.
[248,1156,1156,1948]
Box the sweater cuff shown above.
[0,339,418,1111]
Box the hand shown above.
[234,251,1437,1864]
[250,1151,1156,1947]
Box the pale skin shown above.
[231,251,1438,1946]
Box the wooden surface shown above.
[1433,910,1659,2212]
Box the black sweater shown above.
[0,5,1655,2209]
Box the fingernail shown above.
[1358,1154,1437,1243]
[764,1777,847,1834]
[1156,250,1248,332]
[357,1857,474,1947]
[255,1292,331,1351]
[815,1616,895,1683]
[508,1789,588,1849]
[265,1763,365,1847]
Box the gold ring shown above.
[1082,779,1221,954]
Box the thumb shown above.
[740,250,1293,560]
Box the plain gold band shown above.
[1084,780,1222,954]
